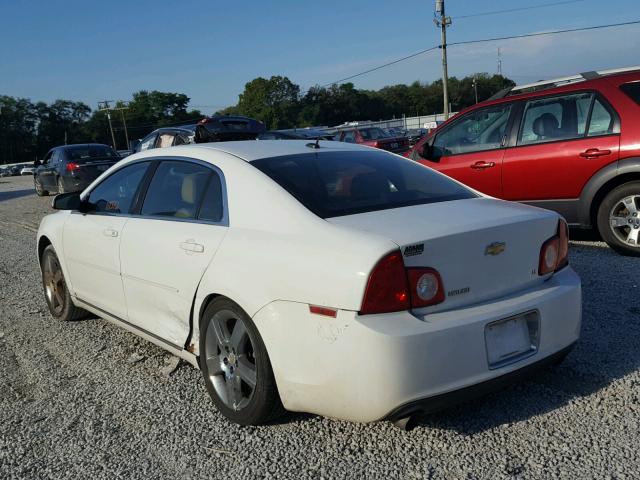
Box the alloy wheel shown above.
[42,252,66,315]
[609,194,640,247]
[204,309,257,411]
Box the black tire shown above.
[40,245,88,321]
[199,297,284,425]
[34,176,49,196]
[596,181,640,257]
[57,177,66,194]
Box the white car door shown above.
[119,159,228,347]
[63,161,151,319]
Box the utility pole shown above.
[497,47,503,76]
[434,0,452,120]
[472,75,478,104]
[98,100,117,150]
[112,102,130,150]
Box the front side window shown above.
[518,92,592,145]
[139,134,157,151]
[432,104,512,156]
[87,162,149,214]
[252,151,476,218]
[141,161,211,219]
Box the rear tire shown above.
[199,297,284,425]
[34,176,48,196]
[40,245,88,321]
[596,181,640,257]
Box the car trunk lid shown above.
[327,197,559,312]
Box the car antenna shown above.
[306,139,320,149]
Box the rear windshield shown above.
[66,145,119,161]
[252,151,476,218]
[620,82,640,105]
[359,128,388,140]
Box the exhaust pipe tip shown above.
[391,415,419,431]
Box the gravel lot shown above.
[1,174,639,479]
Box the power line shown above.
[317,19,640,89]
[448,19,640,46]
[318,46,440,88]
[453,0,584,20]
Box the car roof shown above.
[58,143,113,150]
[129,140,371,163]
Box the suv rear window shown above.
[252,151,476,218]
[620,82,640,105]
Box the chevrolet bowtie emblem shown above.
[485,242,506,256]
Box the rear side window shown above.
[141,161,211,219]
[620,82,640,105]
[252,151,476,218]
[518,92,615,145]
[198,174,224,222]
[87,162,149,214]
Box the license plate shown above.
[485,311,539,368]
[391,142,399,149]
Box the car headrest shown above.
[181,174,197,204]
[532,113,559,137]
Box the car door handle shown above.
[580,148,611,159]
[470,161,496,169]
[103,228,118,237]
[180,240,204,253]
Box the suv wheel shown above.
[199,297,284,425]
[34,177,48,196]
[597,181,640,257]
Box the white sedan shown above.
[37,141,581,427]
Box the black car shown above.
[196,115,265,142]
[34,144,121,196]
[133,126,196,153]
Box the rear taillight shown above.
[407,268,445,308]
[66,162,80,172]
[539,219,569,276]
[360,251,444,315]
[372,141,380,148]
[360,251,409,314]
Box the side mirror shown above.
[34,159,42,167]
[52,192,83,211]
[420,142,432,159]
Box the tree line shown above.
[0,73,513,164]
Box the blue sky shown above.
[1,0,638,114]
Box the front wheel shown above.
[40,245,88,321]
[597,181,640,257]
[199,298,284,425]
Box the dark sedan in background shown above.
[33,144,121,196]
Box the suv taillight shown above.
[360,251,444,315]
[66,162,80,172]
[539,219,569,276]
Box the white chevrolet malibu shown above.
[37,141,581,427]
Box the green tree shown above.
[233,76,300,129]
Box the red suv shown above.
[406,67,640,256]
[336,126,409,154]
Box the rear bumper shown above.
[60,174,99,192]
[253,267,581,423]
[385,341,575,421]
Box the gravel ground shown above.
[1,174,639,479]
